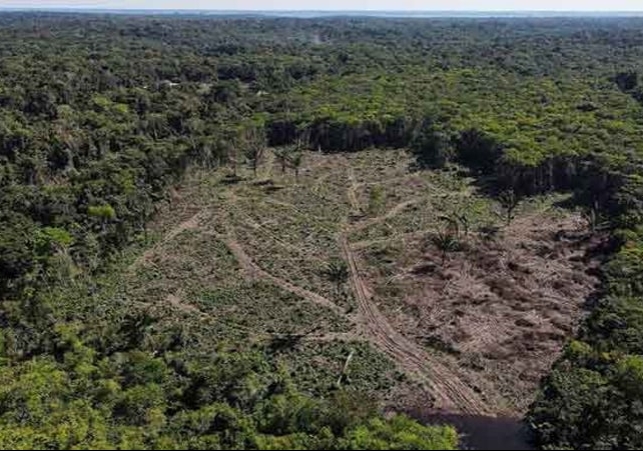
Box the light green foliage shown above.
[35,227,73,254]
[0,332,457,450]
[341,415,458,450]
[87,204,116,220]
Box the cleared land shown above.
[112,148,600,416]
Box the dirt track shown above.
[214,230,349,318]
[129,209,207,271]
[144,152,593,417]
[151,161,491,415]
[352,198,423,232]
[340,229,489,415]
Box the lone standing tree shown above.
[430,231,460,265]
[498,189,521,226]
[288,151,303,182]
[243,125,267,178]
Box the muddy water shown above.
[410,410,534,450]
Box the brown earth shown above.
[359,211,603,414]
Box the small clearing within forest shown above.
[117,148,601,417]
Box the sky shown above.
[2,0,643,12]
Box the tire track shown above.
[339,234,489,415]
[340,164,489,414]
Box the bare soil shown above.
[360,211,602,414]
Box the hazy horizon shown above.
[3,0,643,13]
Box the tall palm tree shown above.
[430,232,460,265]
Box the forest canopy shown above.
[1,12,643,449]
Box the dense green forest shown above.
[1,12,643,449]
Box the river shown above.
[409,410,534,450]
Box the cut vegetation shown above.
[117,148,600,419]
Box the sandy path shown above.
[212,230,349,319]
[351,229,430,250]
[351,198,423,232]
[129,209,209,271]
